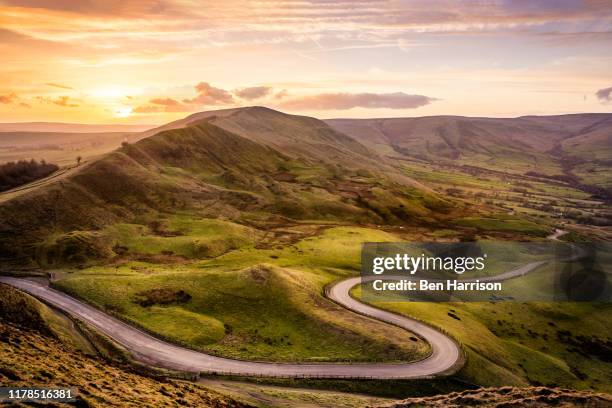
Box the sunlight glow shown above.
[113,106,133,118]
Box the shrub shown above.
[0,159,59,192]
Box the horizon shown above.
[1,106,612,129]
[1,1,611,124]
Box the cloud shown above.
[595,86,612,101]
[0,92,30,108]
[45,82,73,90]
[133,97,191,113]
[0,93,18,104]
[0,0,186,18]
[36,95,79,107]
[183,82,234,105]
[274,89,289,100]
[133,82,236,114]
[132,105,161,113]
[52,96,78,107]
[279,92,436,110]
[234,86,272,100]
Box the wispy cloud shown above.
[45,82,73,90]
[0,93,18,104]
[134,97,192,113]
[36,95,79,107]
[595,86,612,102]
[279,92,436,110]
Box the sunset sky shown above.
[1,0,611,124]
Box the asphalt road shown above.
[0,276,461,379]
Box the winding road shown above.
[0,276,460,379]
[0,229,569,379]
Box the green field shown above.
[356,286,612,392]
[54,225,431,363]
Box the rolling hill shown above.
[326,113,612,188]
[0,108,458,267]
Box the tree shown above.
[0,159,59,192]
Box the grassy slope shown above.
[0,308,247,407]
[0,117,462,267]
[327,114,612,184]
[355,285,612,392]
[54,226,431,362]
[386,386,612,407]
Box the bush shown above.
[0,159,59,192]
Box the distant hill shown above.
[0,122,155,133]
[0,131,144,166]
[326,114,612,187]
[143,106,378,169]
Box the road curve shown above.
[0,276,461,379]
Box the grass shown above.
[0,284,95,354]
[104,215,260,259]
[354,283,612,392]
[453,215,551,237]
[54,226,431,363]
[0,318,242,407]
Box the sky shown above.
[0,0,611,124]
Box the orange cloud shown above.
[45,82,73,90]
[234,86,272,100]
[36,95,79,107]
[279,92,436,110]
[183,82,234,106]
[0,93,18,104]
[134,97,192,113]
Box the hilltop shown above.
[0,107,459,267]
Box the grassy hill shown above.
[8,107,611,391]
[0,109,464,267]
[327,114,611,231]
[0,108,460,364]
[326,114,612,187]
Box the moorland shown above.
[0,107,610,404]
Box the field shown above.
[397,159,610,238]
[355,284,612,392]
[53,225,432,362]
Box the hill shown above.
[326,113,612,189]
[144,106,397,172]
[0,130,143,167]
[0,122,154,133]
[0,108,459,266]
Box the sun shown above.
[113,106,133,118]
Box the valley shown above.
[0,107,610,405]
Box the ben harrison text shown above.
[372,279,502,291]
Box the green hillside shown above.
[0,110,464,267]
